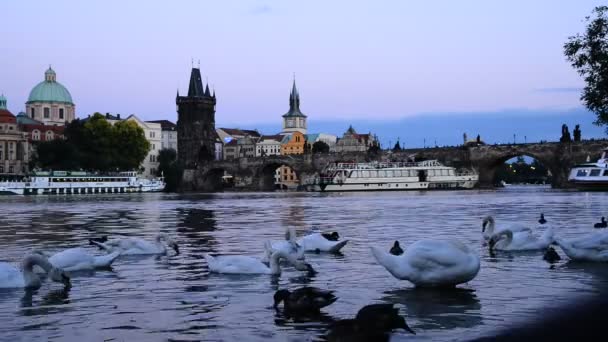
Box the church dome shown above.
[27,67,74,104]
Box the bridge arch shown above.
[256,160,303,191]
[474,146,560,188]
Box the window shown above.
[150,131,155,138]
[33,130,40,140]
[30,108,35,118]
[9,166,13,173]
[59,108,64,119]
[152,144,155,150]
[590,169,601,177]
[577,169,589,177]
[46,131,54,140]
[44,107,50,119]
[0,166,3,173]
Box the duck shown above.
[553,232,608,262]
[205,242,313,275]
[482,216,532,244]
[543,247,561,263]
[371,240,480,287]
[34,248,121,272]
[89,233,179,255]
[594,217,607,228]
[538,213,547,225]
[0,254,71,289]
[488,228,555,252]
[325,303,415,342]
[389,241,403,255]
[273,287,337,313]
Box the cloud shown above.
[535,87,582,93]
[250,5,272,15]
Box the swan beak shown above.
[488,238,496,251]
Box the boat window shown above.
[362,171,370,178]
[590,169,601,176]
[386,170,393,177]
[577,169,589,177]
[370,170,378,178]
[604,170,608,177]
[428,170,435,177]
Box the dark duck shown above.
[543,247,561,263]
[594,217,607,228]
[324,303,415,342]
[538,213,547,225]
[273,287,337,313]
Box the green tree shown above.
[312,141,330,154]
[82,113,115,171]
[565,6,608,127]
[157,148,182,192]
[31,139,81,170]
[112,120,150,170]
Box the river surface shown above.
[1,186,608,341]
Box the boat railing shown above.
[325,160,442,171]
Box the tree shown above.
[82,113,115,171]
[312,141,330,154]
[564,6,608,128]
[31,139,81,170]
[112,120,150,170]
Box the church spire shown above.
[187,67,204,97]
[205,83,211,96]
[0,94,6,110]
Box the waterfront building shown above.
[222,135,258,160]
[105,114,162,178]
[0,96,29,176]
[304,133,337,151]
[176,67,221,167]
[16,112,64,143]
[147,120,178,152]
[333,125,378,153]
[281,131,306,155]
[25,67,76,126]
[281,80,307,135]
[256,135,283,157]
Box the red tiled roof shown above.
[21,124,65,134]
[0,109,16,123]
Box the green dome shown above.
[27,67,74,104]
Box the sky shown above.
[1,0,607,147]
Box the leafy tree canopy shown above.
[565,6,608,128]
[312,141,330,154]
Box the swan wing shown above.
[0,263,25,288]
[299,233,347,252]
[205,255,270,274]
[48,248,95,270]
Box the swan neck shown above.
[269,251,282,274]
[371,246,408,279]
[22,254,50,288]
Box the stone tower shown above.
[176,67,217,168]
[281,79,307,134]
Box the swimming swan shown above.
[297,232,348,253]
[482,216,532,244]
[371,240,480,287]
[0,254,71,289]
[204,243,301,275]
[35,248,121,272]
[554,232,608,262]
[488,228,555,251]
[90,233,179,255]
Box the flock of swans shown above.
[2,213,608,340]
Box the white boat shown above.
[0,171,165,195]
[306,160,478,192]
[568,148,608,190]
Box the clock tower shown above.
[281,79,307,134]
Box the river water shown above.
[1,186,608,341]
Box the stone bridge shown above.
[180,140,608,192]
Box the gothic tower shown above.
[281,79,307,134]
[176,67,217,168]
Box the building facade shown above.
[281,80,307,134]
[147,120,178,152]
[333,125,378,153]
[0,96,29,176]
[25,67,76,126]
[256,135,283,157]
[176,67,220,168]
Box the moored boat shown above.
[306,160,478,192]
[568,148,608,191]
[0,171,165,195]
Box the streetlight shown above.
[513,134,516,144]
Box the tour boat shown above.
[568,148,608,190]
[306,160,478,192]
[0,171,165,195]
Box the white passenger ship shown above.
[307,160,478,192]
[568,147,608,190]
[0,171,165,195]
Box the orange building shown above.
[280,131,306,155]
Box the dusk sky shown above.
[2,0,607,147]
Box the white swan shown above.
[262,227,306,265]
[297,233,348,253]
[482,216,532,244]
[90,233,179,255]
[35,248,121,272]
[204,243,307,275]
[554,232,608,262]
[0,254,71,289]
[370,240,480,287]
[488,228,555,251]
